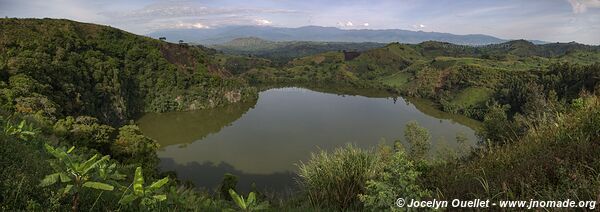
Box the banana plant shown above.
[228,189,269,211]
[119,167,169,209]
[97,160,127,185]
[40,144,116,212]
[3,119,37,141]
[90,160,128,211]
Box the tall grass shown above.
[297,144,378,210]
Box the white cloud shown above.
[337,21,371,28]
[337,21,353,27]
[567,0,600,13]
[412,24,426,30]
[255,19,273,25]
[173,21,209,29]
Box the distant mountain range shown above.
[147,25,547,46]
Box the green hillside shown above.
[0,18,264,211]
[244,40,600,119]
[0,18,257,125]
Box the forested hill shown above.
[413,40,600,58]
[0,18,256,125]
[243,39,600,120]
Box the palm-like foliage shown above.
[119,167,169,209]
[96,160,127,185]
[228,189,269,211]
[3,119,37,141]
[40,144,118,212]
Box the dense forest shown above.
[0,18,257,125]
[1,18,600,211]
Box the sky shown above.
[0,0,599,44]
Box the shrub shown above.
[359,145,430,211]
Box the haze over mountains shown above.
[148,25,547,46]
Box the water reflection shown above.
[138,87,480,191]
[406,97,482,130]
[137,100,257,147]
[160,158,296,193]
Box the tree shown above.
[53,116,116,153]
[40,144,118,212]
[479,103,518,144]
[111,125,159,173]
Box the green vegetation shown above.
[118,167,169,210]
[0,18,260,211]
[297,144,378,209]
[380,72,411,87]
[430,96,600,203]
[443,87,493,114]
[3,119,37,140]
[40,144,117,212]
[243,39,599,121]
[228,189,269,211]
[0,18,257,125]
[294,95,600,211]
[359,145,429,211]
[212,37,385,65]
[404,121,432,160]
[296,123,434,211]
[1,18,600,211]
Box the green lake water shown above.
[137,87,479,192]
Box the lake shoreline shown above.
[138,87,479,192]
